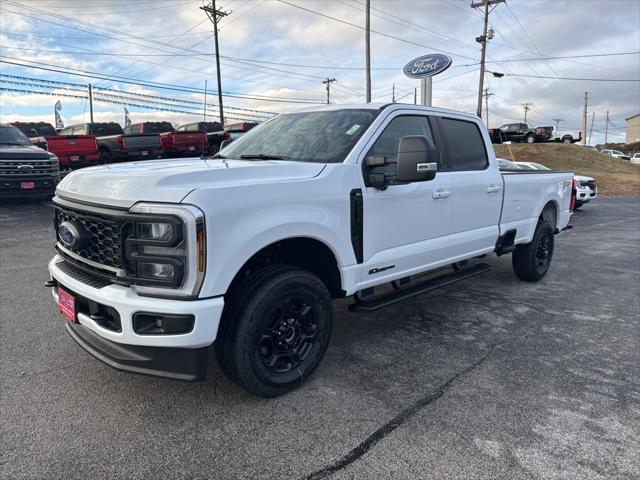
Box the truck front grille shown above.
[0,159,59,176]
[54,205,132,271]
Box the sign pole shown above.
[422,77,432,106]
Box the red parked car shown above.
[124,122,207,158]
[11,122,99,169]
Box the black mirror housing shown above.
[396,135,437,182]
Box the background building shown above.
[626,114,640,144]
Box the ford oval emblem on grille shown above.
[58,221,88,249]
[17,164,34,172]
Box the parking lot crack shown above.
[301,344,498,480]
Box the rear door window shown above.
[439,118,488,171]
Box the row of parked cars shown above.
[0,120,257,199]
[10,120,258,169]
[497,158,597,209]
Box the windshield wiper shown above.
[0,142,27,146]
[211,153,227,159]
[239,154,289,160]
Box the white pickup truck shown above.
[47,104,574,397]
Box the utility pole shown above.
[483,88,493,127]
[392,83,395,102]
[365,0,371,103]
[604,110,610,144]
[203,80,208,121]
[588,111,595,146]
[88,84,94,122]
[471,0,504,118]
[523,103,533,123]
[582,91,588,145]
[322,78,336,104]
[201,0,229,126]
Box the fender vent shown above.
[350,189,363,264]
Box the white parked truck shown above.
[47,104,574,397]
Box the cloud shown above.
[0,0,638,145]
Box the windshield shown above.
[15,123,56,136]
[0,125,33,146]
[612,150,624,155]
[220,109,379,163]
[92,123,123,136]
[145,122,174,133]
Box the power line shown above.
[502,73,640,82]
[275,0,476,61]
[0,57,327,104]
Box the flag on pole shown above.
[54,101,64,129]
[124,107,132,127]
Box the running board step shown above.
[349,263,491,312]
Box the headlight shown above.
[137,222,174,241]
[126,203,205,298]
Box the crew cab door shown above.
[437,116,502,256]
[359,113,452,285]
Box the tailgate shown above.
[172,131,206,147]
[47,135,98,155]
[123,134,162,150]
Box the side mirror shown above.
[219,139,231,150]
[396,135,437,182]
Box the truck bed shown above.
[500,170,573,244]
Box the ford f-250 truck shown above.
[60,122,162,164]
[124,122,207,158]
[11,121,100,169]
[489,123,553,144]
[46,104,574,397]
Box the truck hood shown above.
[56,157,326,208]
[574,174,594,182]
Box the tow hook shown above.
[44,280,56,288]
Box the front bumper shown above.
[0,176,58,197]
[49,255,224,379]
[576,186,597,202]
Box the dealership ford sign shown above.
[403,54,452,79]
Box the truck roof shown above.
[293,103,480,121]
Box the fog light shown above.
[133,312,195,335]
[138,262,175,280]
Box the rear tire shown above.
[512,221,555,282]
[525,135,535,144]
[562,136,573,144]
[215,265,333,397]
[98,151,113,164]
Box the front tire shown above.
[215,265,333,397]
[512,221,555,282]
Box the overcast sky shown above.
[1,0,639,144]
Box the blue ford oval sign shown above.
[403,54,452,79]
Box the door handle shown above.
[487,185,502,193]
[433,190,451,199]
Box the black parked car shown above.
[0,123,60,199]
[488,123,553,144]
[60,122,162,163]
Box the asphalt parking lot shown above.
[1,197,639,480]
